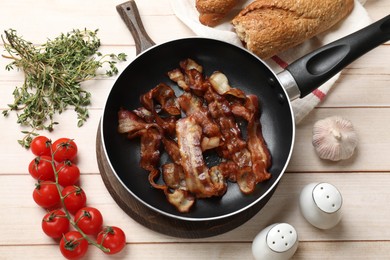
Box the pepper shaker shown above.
[252,223,299,260]
[299,182,343,229]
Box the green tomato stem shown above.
[47,141,110,253]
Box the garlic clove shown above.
[312,116,358,161]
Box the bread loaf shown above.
[196,0,239,27]
[232,0,354,59]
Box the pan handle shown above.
[284,14,390,99]
[116,1,156,55]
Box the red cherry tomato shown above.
[56,160,80,187]
[41,209,70,238]
[52,138,78,162]
[28,155,55,181]
[62,185,87,214]
[97,226,126,255]
[59,231,88,259]
[33,181,61,208]
[30,136,51,156]
[74,207,103,235]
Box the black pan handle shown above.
[285,14,390,98]
[116,0,155,55]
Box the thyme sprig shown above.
[1,29,127,148]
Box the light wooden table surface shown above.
[0,0,389,259]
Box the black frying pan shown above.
[101,1,390,221]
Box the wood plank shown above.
[1,172,390,244]
[288,108,390,172]
[321,73,390,107]
[1,45,389,113]
[0,241,390,260]
[0,109,102,174]
[341,45,390,75]
[2,107,390,174]
[364,0,390,21]
[0,0,193,46]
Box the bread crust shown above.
[196,0,239,26]
[232,0,354,59]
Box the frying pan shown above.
[100,1,390,223]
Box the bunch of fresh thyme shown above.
[1,29,127,148]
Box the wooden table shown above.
[0,0,389,259]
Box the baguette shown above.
[232,0,354,59]
[196,0,239,27]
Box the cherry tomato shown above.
[74,207,103,235]
[28,155,55,181]
[33,181,61,208]
[52,138,78,162]
[41,209,70,238]
[59,231,88,260]
[30,135,51,156]
[97,226,126,255]
[56,160,80,187]
[62,185,87,214]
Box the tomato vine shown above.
[28,136,126,259]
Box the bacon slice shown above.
[167,68,189,91]
[162,163,186,190]
[178,92,221,138]
[180,58,203,73]
[140,128,161,171]
[161,137,181,165]
[246,95,271,182]
[117,108,158,138]
[164,189,195,213]
[132,107,154,123]
[118,109,162,171]
[209,71,246,99]
[140,83,180,116]
[150,167,195,213]
[176,116,225,198]
[169,59,208,95]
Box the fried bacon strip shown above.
[161,137,181,165]
[162,163,186,190]
[167,69,189,91]
[148,168,195,213]
[169,58,208,95]
[246,95,272,182]
[117,108,158,138]
[118,109,162,171]
[178,92,221,139]
[139,128,161,171]
[176,116,226,198]
[209,71,246,99]
[164,189,195,213]
[140,83,180,116]
[138,84,180,136]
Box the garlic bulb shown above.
[312,116,358,161]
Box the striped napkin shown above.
[169,0,371,123]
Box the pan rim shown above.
[100,37,296,222]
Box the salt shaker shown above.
[252,223,299,260]
[299,182,343,229]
